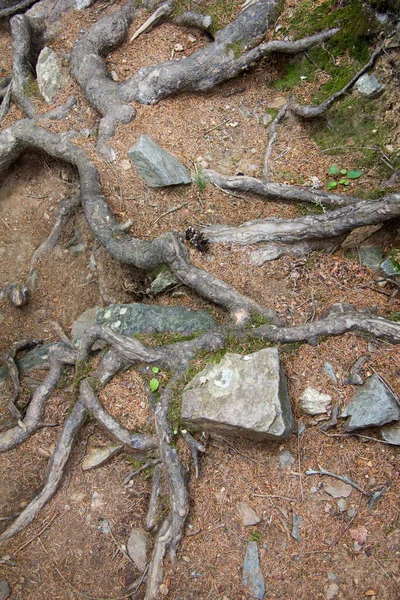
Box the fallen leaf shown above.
[349,525,368,545]
[364,591,376,596]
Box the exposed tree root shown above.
[203,170,358,207]
[0,119,278,323]
[129,0,173,42]
[250,303,400,346]
[0,396,87,546]
[27,193,80,285]
[2,339,43,421]
[290,33,393,119]
[0,344,76,453]
[202,187,400,260]
[10,14,37,118]
[145,463,163,531]
[0,0,38,18]
[263,102,288,181]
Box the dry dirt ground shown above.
[0,1,400,599]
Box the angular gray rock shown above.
[128,134,191,187]
[237,501,261,526]
[341,374,400,431]
[299,387,331,415]
[355,73,385,98]
[127,528,149,572]
[279,448,295,468]
[324,480,352,499]
[181,348,294,441]
[71,307,98,340]
[146,269,180,295]
[291,512,302,542]
[380,256,400,276]
[358,246,384,270]
[380,421,400,445]
[0,581,10,600]
[82,445,123,471]
[96,303,216,336]
[36,47,71,103]
[242,542,265,600]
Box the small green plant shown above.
[193,167,207,191]
[326,164,362,190]
[249,531,263,543]
[149,378,159,392]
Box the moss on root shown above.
[172,0,240,34]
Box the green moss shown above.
[296,202,325,216]
[225,39,244,59]
[280,341,303,356]
[248,313,275,328]
[23,78,42,100]
[388,312,400,322]
[249,531,263,542]
[73,358,96,391]
[310,95,399,176]
[364,187,396,200]
[135,330,204,347]
[274,0,384,102]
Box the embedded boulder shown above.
[96,303,216,336]
[128,134,191,187]
[181,347,294,441]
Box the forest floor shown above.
[0,1,399,598]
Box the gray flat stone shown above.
[0,581,10,600]
[324,480,352,499]
[380,256,400,276]
[128,134,191,187]
[291,512,302,542]
[299,387,331,415]
[341,374,400,431]
[71,307,98,339]
[82,445,123,471]
[127,528,149,572]
[358,246,384,270]
[96,303,216,336]
[237,501,261,526]
[181,347,294,441]
[380,421,400,445]
[242,542,265,600]
[279,448,295,468]
[146,269,180,295]
[36,47,71,103]
[355,73,385,98]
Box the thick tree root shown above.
[2,339,43,421]
[203,190,400,249]
[0,0,38,18]
[70,0,138,160]
[27,193,80,286]
[204,170,358,207]
[145,378,189,600]
[0,344,76,453]
[145,463,163,531]
[0,397,87,546]
[0,119,278,322]
[10,14,37,118]
[290,34,392,119]
[80,379,157,451]
[250,303,400,346]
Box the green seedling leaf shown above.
[149,378,159,392]
[347,170,362,179]
[327,181,337,190]
[339,179,350,186]
[328,164,339,176]
[152,367,159,373]
[340,169,347,175]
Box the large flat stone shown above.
[181,347,294,441]
[96,303,216,336]
[341,374,400,431]
[36,47,71,103]
[128,134,191,187]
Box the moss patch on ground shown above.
[172,0,239,34]
[274,0,384,101]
